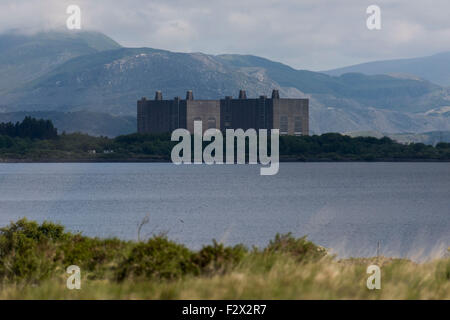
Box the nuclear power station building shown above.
[137,90,309,135]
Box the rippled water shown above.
[0,162,448,259]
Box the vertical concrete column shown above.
[258,95,267,129]
[272,89,280,99]
[137,97,147,133]
[172,96,181,130]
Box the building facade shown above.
[137,90,308,135]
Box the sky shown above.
[1,0,450,71]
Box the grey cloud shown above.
[0,0,449,70]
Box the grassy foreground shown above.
[0,219,448,299]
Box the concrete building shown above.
[137,90,309,135]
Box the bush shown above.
[0,220,330,284]
[0,219,130,282]
[115,236,195,281]
[0,219,67,282]
[264,233,327,262]
[192,240,247,274]
[60,235,130,279]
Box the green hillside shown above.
[3,48,447,114]
[217,54,444,112]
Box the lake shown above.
[0,162,448,260]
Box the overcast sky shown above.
[1,0,450,70]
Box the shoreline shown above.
[1,158,450,163]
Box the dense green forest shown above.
[0,118,449,161]
[0,116,57,139]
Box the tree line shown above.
[0,118,449,161]
[0,117,57,140]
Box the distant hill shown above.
[5,49,445,113]
[0,30,121,93]
[0,31,449,134]
[2,48,282,114]
[324,52,450,87]
[216,54,449,113]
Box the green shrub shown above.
[192,240,247,274]
[0,219,330,284]
[0,218,67,282]
[115,236,195,281]
[264,233,327,262]
[0,219,130,282]
[60,235,130,279]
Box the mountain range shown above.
[324,52,450,87]
[0,30,120,94]
[0,30,449,137]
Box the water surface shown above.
[0,162,448,260]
